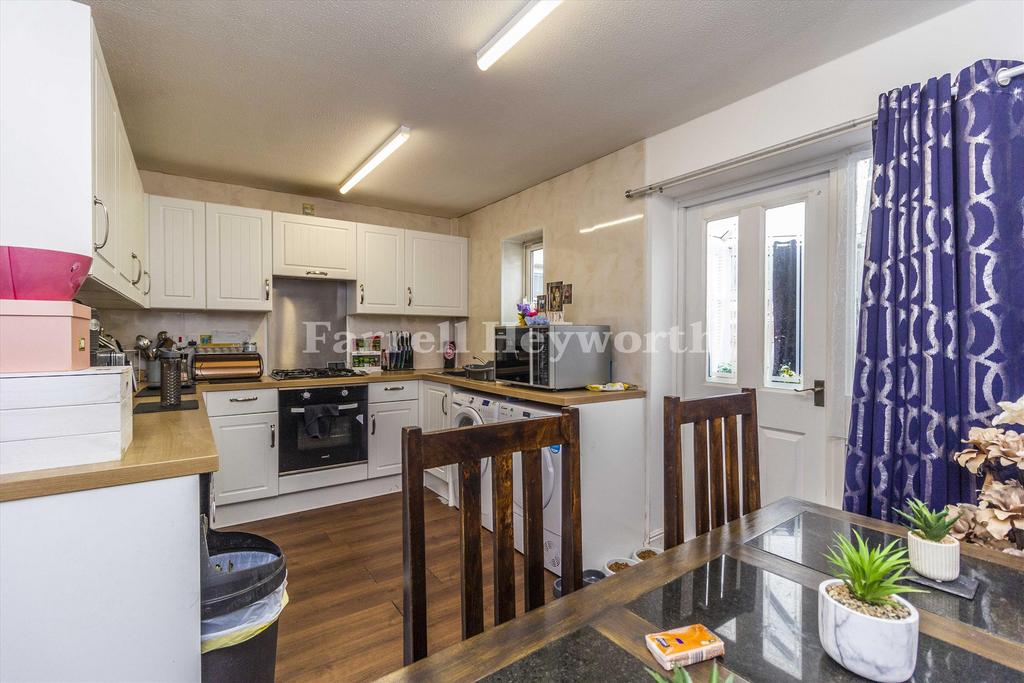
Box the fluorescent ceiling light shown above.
[477,0,562,72]
[339,126,411,194]
[579,213,644,234]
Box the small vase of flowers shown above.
[895,498,961,582]
[818,530,923,682]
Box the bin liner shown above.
[201,576,288,654]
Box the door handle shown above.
[93,197,110,249]
[289,403,359,413]
[359,283,365,304]
[142,270,151,295]
[384,386,405,391]
[794,379,825,407]
[270,424,276,448]
[371,414,376,435]
[407,287,412,306]
[130,253,143,285]
[305,270,328,276]
[229,396,259,402]
[441,394,447,416]
[265,278,271,300]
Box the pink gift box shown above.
[0,300,91,372]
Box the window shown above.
[846,154,873,394]
[764,201,805,387]
[525,241,544,305]
[706,215,738,383]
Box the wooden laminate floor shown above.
[228,492,557,682]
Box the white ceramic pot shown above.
[907,531,959,582]
[818,579,919,682]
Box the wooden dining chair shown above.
[663,388,761,549]
[400,407,583,664]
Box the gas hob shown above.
[269,367,368,381]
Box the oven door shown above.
[494,326,533,385]
[279,393,367,474]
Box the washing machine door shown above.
[452,405,491,476]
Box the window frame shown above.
[524,239,544,305]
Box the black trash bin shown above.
[201,530,287,683]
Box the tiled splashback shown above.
[100,309,269,354]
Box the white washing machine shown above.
[499,401,564,576]
[450,390,501,529]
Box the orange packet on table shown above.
[645,624,725,669]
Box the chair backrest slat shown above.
[458,459,485,639]
[663,388,761,548]
[402,407,583,664]
[520,448,546,612]
[490,452,516,626]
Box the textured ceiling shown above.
[84,0,964,217]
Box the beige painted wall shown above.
[457,142,646,384]
[140,171,455,234]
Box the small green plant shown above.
[824,530,924,606]
[894,497,961,542]
[646,660,734,683]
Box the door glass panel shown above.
[764,202,805,387]
[706,216,738,383]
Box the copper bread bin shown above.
[193,352,264,381]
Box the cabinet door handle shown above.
[142,270,151,295]
[359,283,365,304]
[370,414,376,435]
[407,286,412,306]
[441,394,447,416]
[265,278,271,300]
[270,424,276,448]
[93,197,110,249]
[305,270,329,276]
[384,385,405,391]
[130,253,143,285]
[229,396,259,402]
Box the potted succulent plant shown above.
[818,530,924,682]
[895,498,961,581]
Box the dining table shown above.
[381,497,1024,682]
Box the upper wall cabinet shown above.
[90,35,119,287]
[205,203,273,311]
[148,195,206,309]
[272,213,357,280]
[405,229,468,316]
[351,224,406,314]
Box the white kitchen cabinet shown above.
[419,381,451,433]
[116,125,147,305]
[272,213,357,280]
[368,399,416,479]
[210,411,279,505]
[90,28,119,287]
[148,195,207,309]
[405,230,468,316]
[205,203,273,311]
[351,224,405,314]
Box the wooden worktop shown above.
[201,369,646,406]
[0,370,643,502]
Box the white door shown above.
[148,195,206,309]
[205,203,272,311]
[210,412,279,505]
[681,175,828,506]
[368,399,416,479]
[355,224,404,314]
[115,124,144,298]
[272,213,357,280]
[90,36,118,287]
[405,230,468,316]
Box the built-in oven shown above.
[279,385,368,474]
[494,325,612,390]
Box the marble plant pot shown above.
[818,579,919,682]
[907,531,959,581]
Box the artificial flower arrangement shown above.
[516,301,549,327]
[946,396,1024,557]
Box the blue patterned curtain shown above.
[844,59,1024,521]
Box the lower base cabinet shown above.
[210,411,279,505]
[368,399,417,479]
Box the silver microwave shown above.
[493,325,611,390]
